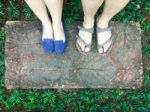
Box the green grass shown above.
[0,0,150,111]
[7,1,20,19]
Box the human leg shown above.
[96,0,130,53]
[77,0,104,52]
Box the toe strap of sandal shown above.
[76,35,92,49]
[77,25,94,33]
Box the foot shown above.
[97,18,112,53]
[53,21,67,55]
[77,19,94,53]
[42,22,53,40]
[53,21,65,42]
[41,22,54,53]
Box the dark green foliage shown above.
[142,22,150,32]
[0,1,4,17]
[0,0,150,111]
[3,89,23,109]
[0,1,5,24]
[63,0,82,23]
[143,44,150,56]
[23,5,33,19]
[0,28,4,79]
[144,70,150,86]
[7,1,20,19]
[113,0,144,23]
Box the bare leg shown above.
[97,0,130,53]
[43,0,65,42]
[24,0,53,40]
[78,0,104,52]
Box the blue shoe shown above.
[41,38,54,53]
[54,20,67,55]
[54,40,67,55]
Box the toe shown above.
[98,48,103,53]
[98,41,112,53]
[85,48,90,52]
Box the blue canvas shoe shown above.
[54,20,67,55]
[41,38,54,53]
[39,24,54,53]
[54,39,67,55]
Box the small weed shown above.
[7,1,20,19]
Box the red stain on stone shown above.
[123,70,134,81]
[110,67,134,84]
[108,52,116,65]
[108,51,119,69]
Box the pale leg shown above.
[43,0,65,42]
[97,0,130,53]
[78,0,104,52]
[24,0,53,40]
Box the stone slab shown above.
[4,21,143,89]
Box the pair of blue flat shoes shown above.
[41,22,67,55]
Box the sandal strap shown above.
[76,35,92,48]
[78,25,94,33]
[96,26,112,33]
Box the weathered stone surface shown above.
[5,21,143,89]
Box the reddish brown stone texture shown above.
[5,21,143,89]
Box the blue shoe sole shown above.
[41,38,54,53]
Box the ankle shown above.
[52,20,62,26]
[97,21,109,28]
[53,22,63,31]
[42,21,52,27]
[52,22,65,41]
[83,16,94,28]
[97,17,109,28]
